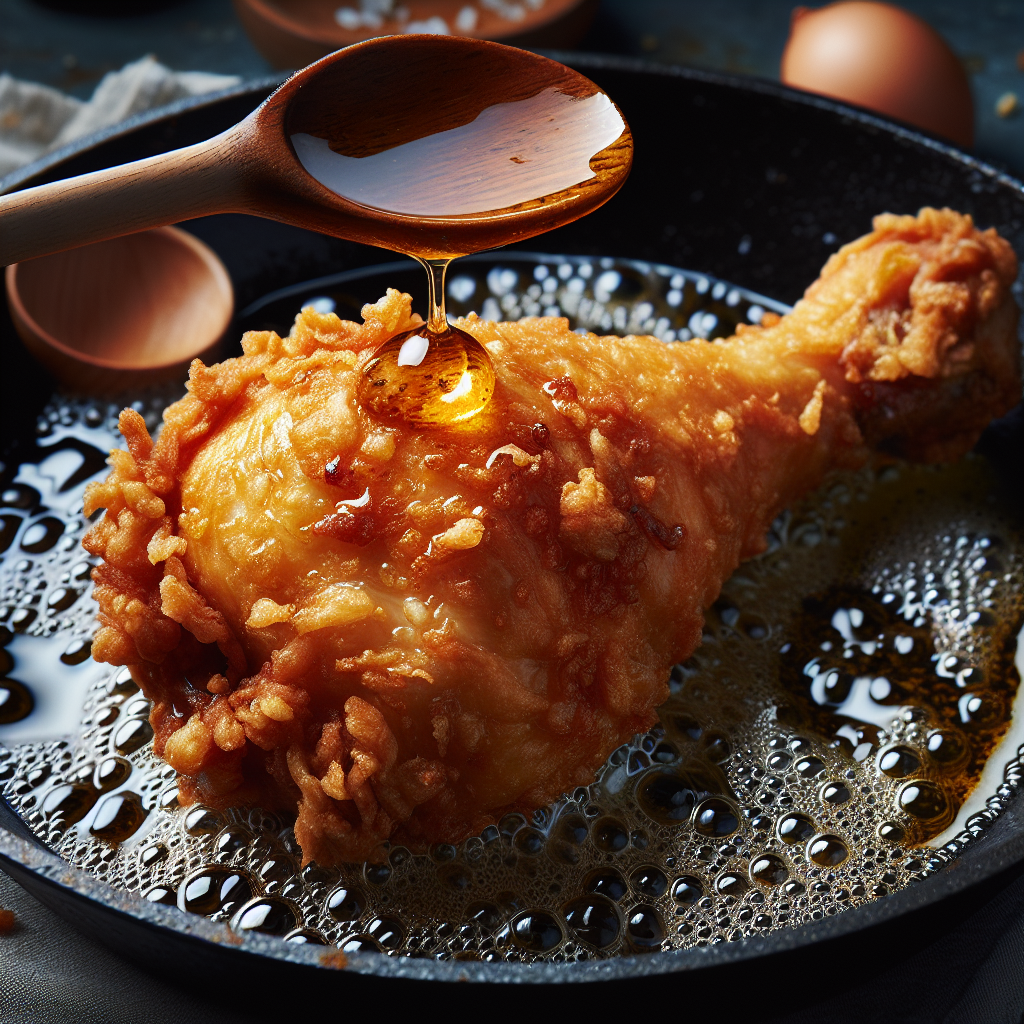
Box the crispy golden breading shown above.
[83,209,1020,866]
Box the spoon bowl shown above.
[0,36,633,266]
[5,226,233,393]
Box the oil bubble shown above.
[213,825,253,858]
[60,639,92,665]
[139,843,168,868]
[592,818,629,853]
[465,901,504,934]
[511,910,563,952]
[630,865,668,898]
[232,898,300,936]
[183,808,224,836]
[671,876,704,904]
[878,747,921,779]
[715,871,748,897]
[749,854,789,886]
[327,885,365,922]
[820,781,851,804]
[693,798,740,838]
[926,729,966,766]
[41,783,95,825]
[144,884,177,907]
[625,904,665,949]
[341,935,381,954]
[112,718,153,755]
[585,869,628,902]
[898,780,950,820]
[564,895,621,949]
[90,791,147,843]
[807,835,849,867]
[777,813,815,845]
[795,756,825,778]
[178,868,253,916]
[0,680,33,724]
[364,917,403,950]
[877,822,906,843]
[94,757,131,792]
[285,928,327,945]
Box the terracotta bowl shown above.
[5,226,233,395]
[233,0,597,70]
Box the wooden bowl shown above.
[5,227,233,394]
[233,0,597,70]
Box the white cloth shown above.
[0,55,240,178]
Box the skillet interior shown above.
[0,57,1022,1005]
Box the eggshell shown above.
[781,2,974,148]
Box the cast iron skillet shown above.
[1,56,1023,1015]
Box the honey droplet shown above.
[357,325,495,427]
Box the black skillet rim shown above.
[1,54,1023,985]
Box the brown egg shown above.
[781,2,974,148]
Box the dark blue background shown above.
[1,0,1022,175]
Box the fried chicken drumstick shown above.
[84,209,1020,866]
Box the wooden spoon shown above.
[0,35,633,266]
[6,227,233,393]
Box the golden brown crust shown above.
[83,209,1020,866]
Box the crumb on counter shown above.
[0,908,16,934]
[319,949,349,969]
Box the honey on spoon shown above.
[0,35,633,425]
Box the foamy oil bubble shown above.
[0,332,1021,963]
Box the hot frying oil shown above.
[0,376,1020,961]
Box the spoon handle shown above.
[0,127,252,266]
